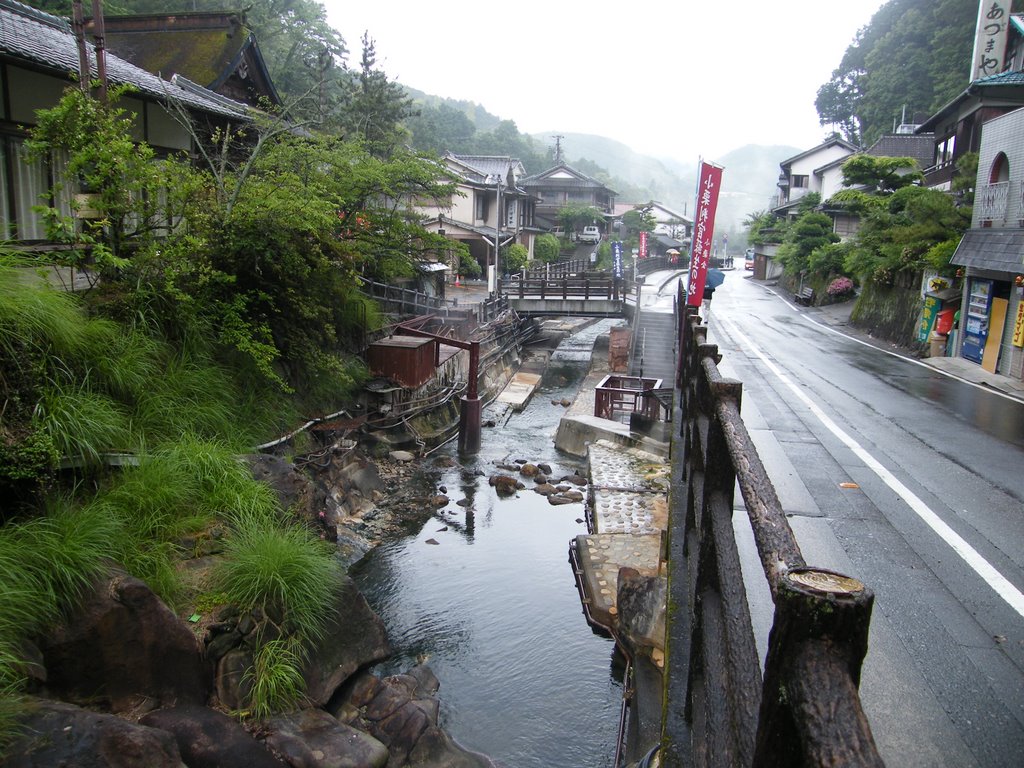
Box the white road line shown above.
[720,314,1024,619]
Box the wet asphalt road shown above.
[706,273,1024,767]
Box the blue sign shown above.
[612,241,623,278]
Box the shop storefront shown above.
[950,230,1024,379]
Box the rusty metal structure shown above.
[662,296,883,767]
[593,374,667,423]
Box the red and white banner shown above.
[686,161,723,307]
[639,230,648,259]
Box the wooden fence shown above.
[662,297,883,767]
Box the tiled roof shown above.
[952,228,1024,272]
[865,133,935,169]
[0,0,249,119]
[974,70,1024,87]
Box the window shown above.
[1,137,75,241]
[791,174,809,188]
[474,192,489,221]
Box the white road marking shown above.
[720,314,1024,619]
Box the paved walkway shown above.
[786,282,1024,404]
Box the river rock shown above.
[301,574,392,706]
[262,708,389,768]
[547,494,577,506]
[139,704,281,768]
[533,483,557,496]
[537,463,553,475]
[248,454,312,511]
[562,474,588,486]
[390,450,417,463]
[37,571,209,713]
[488,474,521,497]
[338,668,493,768]
[3,698,184,767]
[518,463,539,477]
[431,495,450,507]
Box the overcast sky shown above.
[322,1,890,165]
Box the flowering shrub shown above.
[827,276,855,297]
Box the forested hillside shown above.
[816,0,1023,145]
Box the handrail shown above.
[661,292,883,767]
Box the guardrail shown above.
[662,296,883,767]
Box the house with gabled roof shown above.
[521,162,616,232]
[771,136,860,220]
[417,152,539,283]
[0,0,251,243]
[94,11,280,108]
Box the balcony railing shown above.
[975,181,1022,227]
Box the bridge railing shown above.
[662,296,883,767]
[503,275,630,301]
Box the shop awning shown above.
[951,229,1024,273]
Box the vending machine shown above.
[961,278,993,363]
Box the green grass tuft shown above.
[243,638,307,719]
[214,512,340,642]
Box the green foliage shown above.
[243,638,307,718]
[808,241,855,279]
[26,87,197,272]
[557,204,604,235]
[457,252,482,277]
[843,186,969,280]
[815,0,979,145]
[952,151,978,206]
[840,154,923,193]
[533,233,560,264]
[214,510,341,642]
[337,34,417,158]
[744,210,784,246]
[776,211,839,276]
[502,243,529,274]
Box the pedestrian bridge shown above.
[502,274,633,317]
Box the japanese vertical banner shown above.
[686,161,723,307]
[639,230,648,259]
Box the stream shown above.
[351,318,626,768]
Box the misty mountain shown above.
[538,132,799,234]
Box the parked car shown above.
[578,225,601,244]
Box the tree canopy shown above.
[815,0,981,146]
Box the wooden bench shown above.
[795,286,815,306]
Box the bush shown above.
[214,511,341,642]
[827,276,856,298]
[533,234,560,264]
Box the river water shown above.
[351,318,625,768]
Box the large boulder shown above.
[139,704,282,768]
[261,708,388,768]
[301,575,392,706]
[38,571,209,712]
[1,698,184,768]
[339,668,494,768]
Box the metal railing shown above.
[975,180,1023,226]
[662,297,883,767]
[593,374,666,422]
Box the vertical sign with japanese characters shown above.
[971,0,1010,81]
[638,230,648,259]
[612,240,623,278]
[686,161,723,307]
